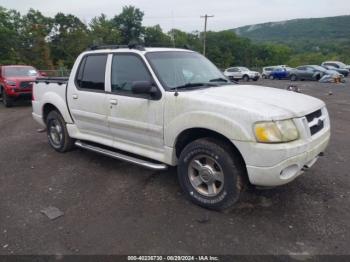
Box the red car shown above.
[0,65,41,107]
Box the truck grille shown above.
[20,81,33,89]
[306,109,325,136]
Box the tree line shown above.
[0,5,343,71]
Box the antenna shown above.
[200,14,214,56]
[171,11,175,47]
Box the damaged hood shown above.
[188,84,325,120]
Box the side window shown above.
[111,54,152,93]
[331,63,339,68]
[76,54,107,91]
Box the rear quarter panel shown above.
[33,82,73,124]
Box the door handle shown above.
[72,94,78,100]
[110,99,118,105]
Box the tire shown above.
[269,75,274,80]
[290,74,297,81]
[3,91,13,107]
[46,110,75,153]
[315,74,321,81]
[262,74,266,79]
[243,75,249,82]
[177,138,245,210]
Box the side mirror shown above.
[131,81,157,96]
[40,72,48,77]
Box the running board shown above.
[75,141,168,171]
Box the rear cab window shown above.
[76,54,108,91]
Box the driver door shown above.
[106,53,164,156]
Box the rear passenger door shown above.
[231,68,241,79]
[106,53,164,156]
[297,66,308,79]
[67,54,112,144]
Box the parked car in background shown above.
[289,65,327,81]
[0,65,40,107]
[322,61,350,71]
[269,67,292,80]
[262,66,276,79]
[224,67,260,81]
[322,65,349,77]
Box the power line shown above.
[200,14,214,56]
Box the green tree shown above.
[0,7,22,64]
[144,25,172,46]
[50,13,89,68]
[21,9,53,69]
[113,6,144,44]
[89,14,121,45]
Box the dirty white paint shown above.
[32,48,331,187]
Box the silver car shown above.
[224,67,260,81]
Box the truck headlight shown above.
[254,119,299,143]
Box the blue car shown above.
[269,67,290,80]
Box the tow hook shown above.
[302,153,325,171]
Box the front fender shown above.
[165,111,252,147]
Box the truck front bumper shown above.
[234,128,330,187]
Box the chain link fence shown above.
[39,69,71,77]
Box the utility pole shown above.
[200,14,214,56]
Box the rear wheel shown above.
[177,138,245,210]
[243,75,249,82]
[3,91,13,107]
[269,75,274,80]
[46,110,75,153]
[290,74,297,81]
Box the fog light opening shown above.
[280,164,300,180]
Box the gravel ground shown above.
[0,79,349,257]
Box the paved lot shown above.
[0,79,349,256]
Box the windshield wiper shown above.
[209,77,229,83]
[170,82,215,90]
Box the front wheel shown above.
[46,110,75,153]
[3,92,13,107]
[269,75,274,80]
[177,138,245,210]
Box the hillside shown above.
[232,15,350,45]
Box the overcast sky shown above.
[1,0,349,32]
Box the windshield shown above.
[145,51,229,90]
[3,67,38,77]
[337,62,347,67]
[239,67,249,71]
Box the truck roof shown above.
[82,47,194,55]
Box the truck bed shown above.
[32,77,73,126]
[35,77,69,85]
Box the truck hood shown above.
[5,76,37,82]
[189,84,324,120]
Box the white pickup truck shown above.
[32,45,330,210]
